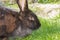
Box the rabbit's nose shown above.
[29,22,41,30]
[29,26,40,30]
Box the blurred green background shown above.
[0,0,60,5]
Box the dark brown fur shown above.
[0,0,41,40]
[0,6,19,40]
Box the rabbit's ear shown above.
[16,0,28,11]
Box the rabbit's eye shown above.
[29,17,34,21]
[19,16,23,20]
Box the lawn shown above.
[5,4,60,40]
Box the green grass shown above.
[38,0,60,4]
[5,4,18,9]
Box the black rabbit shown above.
[0,0,41,40]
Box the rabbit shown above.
[0,0,41,40]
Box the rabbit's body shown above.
[0,6,19,40]
[0,0,41,40]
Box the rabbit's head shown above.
[16,0,41,29]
